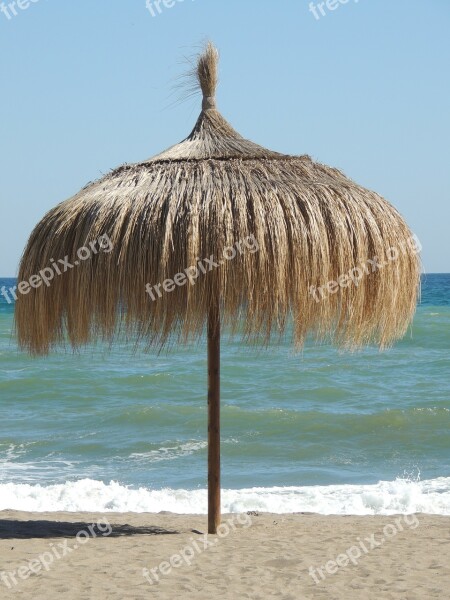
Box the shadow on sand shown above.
[0,519,179,539]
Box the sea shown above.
[0,274,449,515]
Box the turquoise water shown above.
[0,274,449,514]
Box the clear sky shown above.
[1,0,449,275]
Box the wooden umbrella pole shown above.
[207,298,221,534]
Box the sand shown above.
[0,510,449,599]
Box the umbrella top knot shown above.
[197,42,219,111]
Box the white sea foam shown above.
[129,440,208,463]
[1,477,450,515]
[0,444,79,483]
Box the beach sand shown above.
[0,510,449,599]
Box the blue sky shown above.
[1,0,449,275]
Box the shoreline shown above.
[1,510,449,598]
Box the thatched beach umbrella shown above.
[16,43,420,533]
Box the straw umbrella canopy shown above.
[16,42,420,533]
